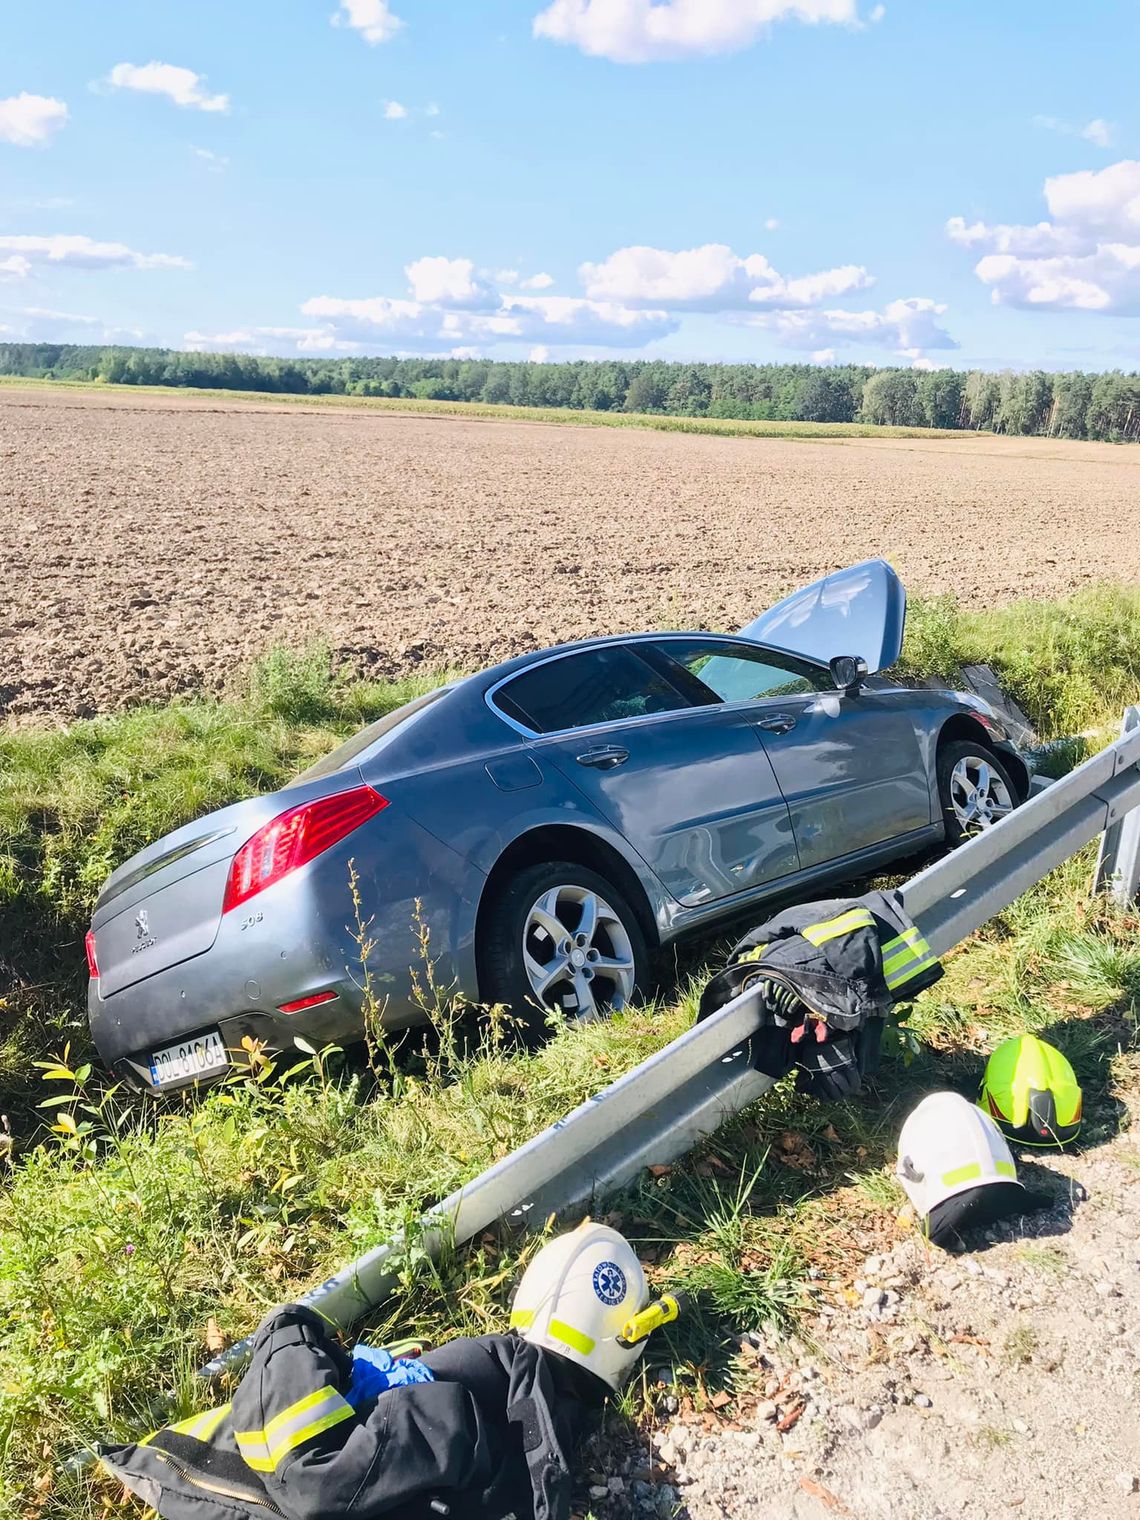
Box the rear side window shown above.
[494,645,696,735]
[653,639,828,704]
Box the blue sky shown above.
[2,0,1138,371]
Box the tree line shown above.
[1,342,1138,441]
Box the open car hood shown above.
[737,558,906,675]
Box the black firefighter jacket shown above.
[697,891,942,1096]
[99,1304,604,1520]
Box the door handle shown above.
[755,713,797,735]
[575,745,630,770]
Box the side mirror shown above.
[829,654,868,693]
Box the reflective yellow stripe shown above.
[995,1160,1016,1178]
[801,908,874,947]
[941,1162,982,1186]
[548,1319,596,1356]
[881,926,922,956]
[883,931,931,970]
[236,1386,355,1472]
[262,1386,336,1443]
[234,1433,275,1473]
[273,1402,355,1460]
[169,1403,232,1442]
[738,943,768,963]
[886,950,938,990]
[509,1309,535,1330]
[882,936,925,973]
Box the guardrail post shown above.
[1093,706,1140,905]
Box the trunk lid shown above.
[738,558,907,675]
[90,770,364,997]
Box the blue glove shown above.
[346,1343,435,1410]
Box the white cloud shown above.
[0,255,32,280]
[945,216,1081,257]
[191,146,228,170]
[580,241,871,309]
[384,100,408,120]
[868,3,885,20]
[503,292,675,343]
[748,296,956,358]
[426,102,441,117]
[107,62,229,113]
[185,326,359,355]
[1044,159,1140,237]
[200,237,938,363]
[533,0,859,62]
[0,93,69,148]
[1032,113,1114,150]
[405,255,497,308]
[1081,118,1113,149]
[3,306,144,341]
[0,233,191,272]
[949,159,1140,312]
[529,345,551,362]
[333,0,404,44]
[764,217,780,232]
[301,288,675,351]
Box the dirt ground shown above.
[581,1124,1140,1520]
[3,386,1140,722]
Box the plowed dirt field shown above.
[3,386,1139,721]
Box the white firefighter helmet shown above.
[896,1092,1025,1247]
[510,1221,649,1391]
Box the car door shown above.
[488,642,799,907]
[651,637,932,871]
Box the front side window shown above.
[652,638,828,705]
[494,645,696,734]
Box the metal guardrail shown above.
[1094,707,1140,904]
[202,712,1140,1379]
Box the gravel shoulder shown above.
[4,387,1140,722]
[579,1127,1140,1520]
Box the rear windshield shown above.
[290,687,449,784]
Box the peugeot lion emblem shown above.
[135,909,150,940]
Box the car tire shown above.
[937,739,1020,845]
[479,860,650,1045]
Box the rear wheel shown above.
[937,739,1019,844]
[479,861,649,1044]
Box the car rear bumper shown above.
[89,821,484,1091]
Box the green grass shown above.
[3,868,1138,1515]
[0,374,969,442]
[3,590,1140,1514]
[901,583,1140,738]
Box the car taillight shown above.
[85,930,99,979]
[222,786,388,914]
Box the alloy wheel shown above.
[949,753,1014,833]
[521,883,636,1021]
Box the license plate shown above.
[149,1030,228,1087]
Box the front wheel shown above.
[479,861,650,1044]
[937,739,1019,844]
